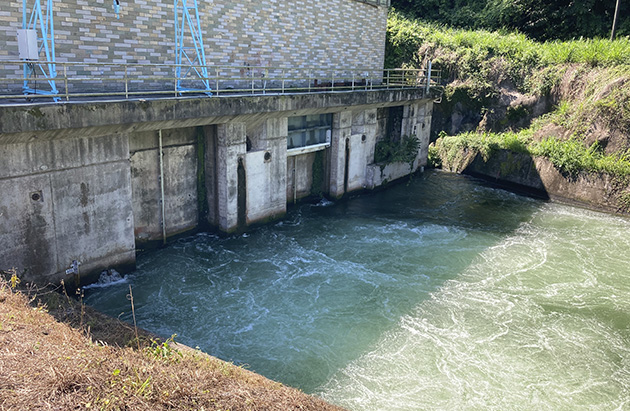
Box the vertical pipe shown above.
[611,0,621,41]
[293,157,297,204]
[215,67,219,95]
[22,0,29,91]
[64,64,68,101]
[426,61,432,93]
[159,129,167,245]
[47,0,55,78]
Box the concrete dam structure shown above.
[0,0,436,284]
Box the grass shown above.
[388,11,630,70]
[433,128,630,180]
[0,271,344,411]
[390,10,630,178]
[534,138,630,178]
[387,11,630,96]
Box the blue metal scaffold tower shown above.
[174,0,212,95]
[20,0,59,100]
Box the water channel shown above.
[85,171,630,410]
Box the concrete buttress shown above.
[245,118,288,225]
[328,111,353,199]
[216,123,247,233]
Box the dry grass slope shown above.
[0,273,344,411]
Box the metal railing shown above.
[0,60,441,102]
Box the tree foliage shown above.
[391,0,629,41]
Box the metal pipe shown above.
[611,0,621,41]
[426,61,432,93]
[293,158,297,204]
[158,129,167,245]
[64,64,68,101]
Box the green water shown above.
[85,172,630,410]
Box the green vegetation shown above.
[391,0,629,41]
[389,10,630,189]
[387,11,630,81]
[535,138,630,178]
[375,135,420,166]
[145,334,183,363]
[434,129,630,179]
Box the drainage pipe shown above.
[293,157,297,204]
[158,129,167,245]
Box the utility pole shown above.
[611,0,621,40]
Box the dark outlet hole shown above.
[31,191,42,202]
[264,152,272,161]
[361,134,367,142]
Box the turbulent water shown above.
[85,171,630,410]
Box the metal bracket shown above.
[21,0,59,101]
[113,0,120,19]
[65,260,81,275]
[174,0,212,96]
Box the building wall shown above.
[0,0,388,92]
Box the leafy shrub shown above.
[375,135,421,165]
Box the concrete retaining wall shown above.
[0,90,432,284]
[464,149,629,212]
[0,133,135,284]
[129,128,199,245]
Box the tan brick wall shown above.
[0,0,388,93]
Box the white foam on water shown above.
[317,205,630,410]
[83,269,128,290]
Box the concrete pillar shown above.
[401,103,417,138]
[245,118,287,224]
[342,108,379,192]
[415,101,433,169]
[329,111,352,198]
[216,123,246,233]
[399,102,434,171]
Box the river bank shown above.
[387,11,630,213]
[0,274,343,410]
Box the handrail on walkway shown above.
[0,60,441,103]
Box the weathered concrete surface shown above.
[0,134,135,284]
[287,152,320,202]
[0,91,435,284]
[245,118,287,225]
[366,162,416,189]
[329,111,353,198]
[215,123,247,233]
[345,109,378,191]
[130,128,199,244]
[414,102,433,168]
[463,149,629,213]
[0,90,429,144]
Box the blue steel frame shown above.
[22,0,59,100]
[174,0,212,95]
